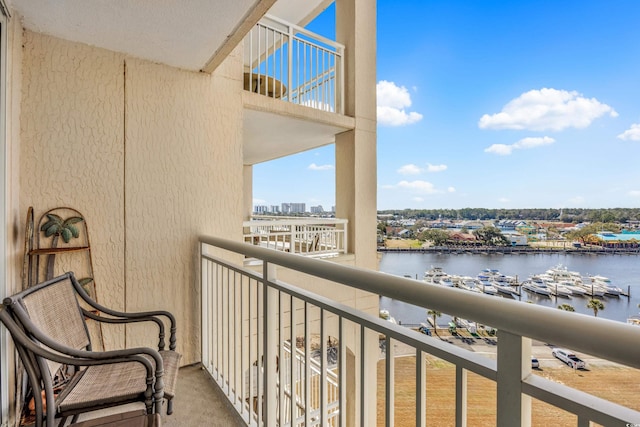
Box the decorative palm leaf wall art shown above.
[24,207,104,345]
[20,207,107,425]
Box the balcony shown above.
[243,15,344,114]
[243,216,348,257]
[196,236,640,426]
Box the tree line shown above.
[378,208,640,223]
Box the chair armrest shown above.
[82,310,168,351]
[71,275,177,351]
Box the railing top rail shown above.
[262,14,345,53]
[200,236,640,369]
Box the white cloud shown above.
[478,88,617,131]
[484,144,514,156]
[397,164,423,175]
[618,123,640,141]
[427,163,447,172]
[253,198,267,204]
[447,187,456,193]
[384,180,439,194]
[412,197,424,202]
[308,163,333,171]
[498,197,509,203]
[485,136,555,156]
[377,80,423,126]
[629,190,640,197]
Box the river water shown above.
[378,252,640,325]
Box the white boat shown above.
[576,280,606,297]
[475,275,499,295]
[490,280,518,296]
[521,280,552,296]
[557,281,587,296]
[479,268,517,284]
[588,275,623,296]
[423,266,455,287]
[546,281,573,297]
[545,264,582,283]
[458,278,483,293]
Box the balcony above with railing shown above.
[240,13,355,165]
[243,216,348,258]
[243,14,344,114]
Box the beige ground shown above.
[376,342,640,427]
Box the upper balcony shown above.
[243,14,344,114]
[241,13,355,165]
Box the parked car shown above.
[552,348,586,369]
[531,357,539,369]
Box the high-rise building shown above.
[281,203,306,214]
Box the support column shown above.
[335,0,377,271]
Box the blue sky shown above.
[253,1,640,211]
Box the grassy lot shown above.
[377,356,640,426]
[383,239,423,249]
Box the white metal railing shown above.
[243,14,344,114]
[243,217,347,257]
[280,340,339,425]
[200,236,640,426]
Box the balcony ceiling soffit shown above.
[244,108,350,165]
[12,0,279,71]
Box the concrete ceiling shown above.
[10,0,332,72]
[244,109,349,165]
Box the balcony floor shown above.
[163,364,244,426]
[75,364,244,426]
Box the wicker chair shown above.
[1,272,181,427]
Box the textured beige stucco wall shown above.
[19,31,244,363]
[20,32,127,352]
[124,54,243,360]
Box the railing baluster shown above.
[455,366,467,427]
[416,350,426,427]
[278,290,284,425]
[290,297,297,426]
[304,302,311,427]
[360,324,365,427]
[385,335,394,427]
[339,316,345,427]
[320,309,327,426]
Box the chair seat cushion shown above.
[58,362,148,412]
[57,350,181,413]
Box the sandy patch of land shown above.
[376,338,640,426]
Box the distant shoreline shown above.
[378,245,640,255]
